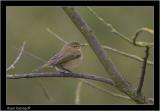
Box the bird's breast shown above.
[62,55,83,70]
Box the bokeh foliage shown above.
[6,6,153,104]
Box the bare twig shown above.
[86,7,133,44]
[132,27,154,47]
[13,46,46,63]
[87,7,153,47]
[102,45,153,65]
[63,7,151,104]
[7,72,115,86]
[46,27,88,46]
[137,46,150,93]
[46,27,68,44]
[81,79,130,100]
[7,42,26,71]
[75,81,83,104]
[36,79,56,103]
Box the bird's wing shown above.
[47,51,81,66]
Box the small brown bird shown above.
[36,41,86,73]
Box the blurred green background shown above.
[6,6,153,104]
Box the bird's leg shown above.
[62,67,72,73]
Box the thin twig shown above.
[86,7,132,44]
[36,79,56,103]
[46,27,68,44]
[7,72,115,86]
[102,45,153,65]
[137,46,150,93]
[13,46,46,63]
[46,27,88,46]
[80,79,130,100]
[132,27,154,47]
[87,7,153,47]
[7,42,26,71]
[75,81,83,104]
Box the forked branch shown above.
[62,7,152,104]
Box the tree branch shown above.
[62,7,152,104]
[137,46,150,93]
[7,72,115,86]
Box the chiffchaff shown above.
[36,41,86,72]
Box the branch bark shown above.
[62,7,152,104]
[7,72,115,86]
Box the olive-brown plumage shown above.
[39,41,83,72]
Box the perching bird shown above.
[34,41,86,73]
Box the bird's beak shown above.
[80,43,88,47]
